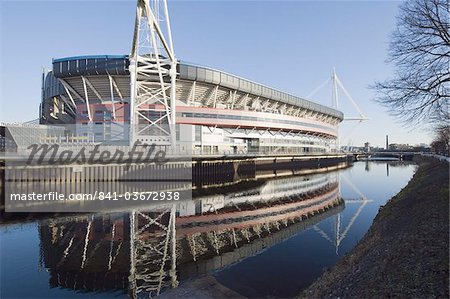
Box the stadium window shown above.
[195,126,201,141]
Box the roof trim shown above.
[53,55,128,63]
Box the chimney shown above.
[386,135,389,150]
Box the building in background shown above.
[388,143,414,151]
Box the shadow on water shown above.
[0,161,416,298]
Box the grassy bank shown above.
[301,156,449,298]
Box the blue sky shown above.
[0,0,432,147]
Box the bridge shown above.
[352,151,418,161]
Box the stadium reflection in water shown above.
[38,172,343,298]
[5,161,414,298]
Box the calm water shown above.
[0,161,416,299]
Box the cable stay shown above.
[308,68,369,122]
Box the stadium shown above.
[40,55,343,155]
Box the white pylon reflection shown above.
[313,174,372,254]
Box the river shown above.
[0,161,416,298]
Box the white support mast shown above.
[307,69,369,122]
[130,0,177,147]
[307,69,370,152]
[331,68,341,151]
[331,67,339,110]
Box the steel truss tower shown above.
[130,0,177,146]
[129,205,178,298]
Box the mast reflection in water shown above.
[38,172,342,298]
[1,162,416,298]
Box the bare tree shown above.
[430,124,450,155]
[374,0,450,124]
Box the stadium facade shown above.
[40,55,343,155]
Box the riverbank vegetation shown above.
[431,124,450,156]
[301,156,449,298]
